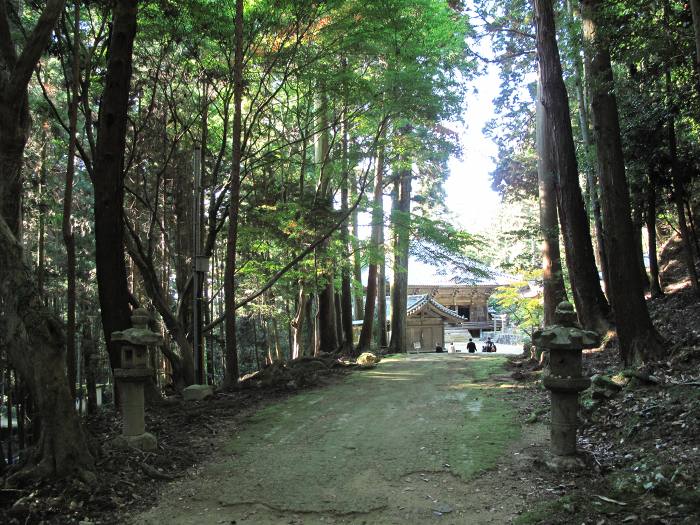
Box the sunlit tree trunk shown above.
[536,79,567,326]
[581,0,664,363]
[534,0,611,333]
[389,155,411,353]
[646,170,664,298]
[223,0,244,387]
[339,111,354,353]
[358,132,386,353]
[351,165,364,321]
[565,0,609,298]
[290,282,306,359]
[377,225,388,348]
[314,84,338,353]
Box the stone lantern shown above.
[111,308,162,451]
[532,301,599,470]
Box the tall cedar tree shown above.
[357,132,386,353]
[389,154,412,352]
[580,0,664,364]
[533,0,611,334]
[224,0,244,387]
[536,79,567,325]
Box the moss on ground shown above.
[220,354,521,513]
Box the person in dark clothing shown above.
[467,338,477,353]
[484,338,497,353]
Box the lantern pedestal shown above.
[113,368,156,450]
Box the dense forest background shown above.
[0,0,699,493]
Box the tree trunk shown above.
[92,0,139,369]
[581,0,664,364]
[81,326,98,416]
[534,0,611,334]
[318,278,339,352]
[37,130,47,297]
[536,78,568,326]
[0,0,95,480]
[358,137,386,353]
[646,170,664,298]
[339,112,354,353]
[63,1,80,401]
[389,160,412,353]
[351,167,364,320]
[632,206,650,293]
[334,290,344,346]
[223,0,244,387]
[689,0,700,95]
[0,217,95,480]
[313,84,338,354]
[565,0,610,299]
[291,282,306,359]
[377,227,388,349]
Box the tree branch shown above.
[7,0,66,101]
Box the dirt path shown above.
[134,354,548,525]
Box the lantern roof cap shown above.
[532,301,600,350]
[111,308,163,346]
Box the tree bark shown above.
[536,78,568,326]
[389,160,412,353]
[689,0,700,95]
[318,278,339,352]
[92,0,139,369]
[334,290,344,346]
[377,224,388,348]
[0,216,95,480]
[291,282,307,359]
[350,165,364,320]
[223,0,244,387]
[0,0,95,480]
[581,0,664,364]
[37,130,48,297]
[565,0,610,299]
[632,206,650,293]
[63,1,80,401]
[646,170,664,298]
[81,326,98,416]
[358,136,386,353]
[339,114,354,353]
[313,85,338,353]
[534,0,611,334]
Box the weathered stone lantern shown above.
[111,308,162,451]
[532,301,599,470]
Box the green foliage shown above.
[492,271,542,336]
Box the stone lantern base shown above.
[113,432,158,452]
[113,368,157,451]
[544,453,587,472]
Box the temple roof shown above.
[352,294,468,325]
[406,294,468,324]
